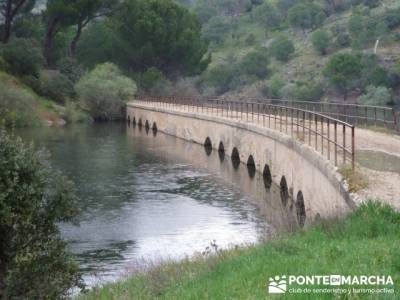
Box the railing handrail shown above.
[133,95,398,131]
[132,96,356,170]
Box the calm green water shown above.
[18,123,292,287]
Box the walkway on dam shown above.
[129,99,400,209]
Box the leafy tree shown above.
[270,35,295,62]
[76,20,119,69]
[76,63,137,121]
[240,49,269,79]
[111,0,209,76]
[0,130,82,299]
[288,2,326,31]
[360,85,391,106]
[0,0,37,43]
[311,30,330,55]
[323,53,362,100]
[1,38,43,77]
[253,1,281,30]
[268,74,285,98]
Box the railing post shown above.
[343,125,346,165]
[351,126,355,171]
[334,121,338,166]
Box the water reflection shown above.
[18,123,296,287]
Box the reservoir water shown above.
[18,123,294,287]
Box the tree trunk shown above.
[44,18,59,66]
[69,21,83,59]
[2,0,12,43]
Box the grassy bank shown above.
[77,201,399,299]
[0,71,87,127]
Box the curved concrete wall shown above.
[127,103,355,225]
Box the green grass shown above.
[76,201,399,300]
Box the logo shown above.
[268,275,287,294]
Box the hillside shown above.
[181,0,400,107]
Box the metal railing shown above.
[135,95,398,131]
[132,96,356,170]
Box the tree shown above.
[69,0,116,58]
[43,0,79,65]
[288,2,326,31]
[270,35,295,62]
[111,0,209,76]
[0,130,82,299]
[0,0,36,43]
[323,53,362,100]
[311,30,330,55]
[76,63,137,121]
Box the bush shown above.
[0,130,82,298]
[140,67,171,95]
[268,75,285,98]
[76,63,137,121]
[360,85,391,106]
[270,35,295,62]
[253,2,281,30]
[323,53,362,100]
[203,17,233,44]
[288,2,326,31]
[311,30,330,55]
[39,72,76,104]
[0,38,43,77]
[0,81,39,128]
[57,58,84,83]
[240,49,269,79]
[201,63,237,95]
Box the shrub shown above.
[268,75,285,98]
[0,81,39,127]
[253,2,281,30]
[76,63,137,121]
[288,2,326,31]
[1,38,43,77]
[360,85,391,106]
[240,49,269,79]
[0,130,82,298]
[201,63,237,95]
[311,30,330,55]
[323,53,362,100]
[57,57,84,83]
[39,72,76,104]
[140,67,171,95]
[203,17,233,44]
[270,35,295,62]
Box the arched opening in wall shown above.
[127,115,130,123]
[152,122,158,137]
[247,155,256,179]
[204,137,212,156]
[138,118,143,129]
[132,117,136,126]
[296,191,306,228]
[145,120,150,129]
[280,176,289,207]
[263,164,272,189]
[218,142,225,162]
[231,147,240,170]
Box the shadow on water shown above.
[18,123,298,287]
